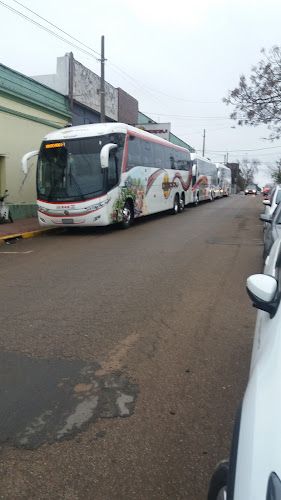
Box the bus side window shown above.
[107,154,118,190]
[180,152,190,171]
[154,143,165,169]
[141,140,155,168]
[163,146,170,169]
[170,154,175,169]
[174,150,181,170]
[126,136,142,171]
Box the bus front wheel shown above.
[120,201,133,229]
[171,194,179,215]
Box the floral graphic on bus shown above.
[110,175,147,222]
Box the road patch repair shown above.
[0,352,138,450]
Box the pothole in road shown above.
[0,352,138,450]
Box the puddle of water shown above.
[0,352,138,450]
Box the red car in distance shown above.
[263,183,275,197]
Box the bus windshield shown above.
[37,134,125,202]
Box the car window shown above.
[273,202,281,224]
[270,187,276,201]
[268,187,275,197]
[276,190,281,205]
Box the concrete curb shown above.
[0,227,56,244]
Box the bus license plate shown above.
[62,218,74,224]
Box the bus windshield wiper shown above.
[68,170,85,200]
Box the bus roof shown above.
[191,153,215,164]
[215,163,229,169]
[42,122,190,151]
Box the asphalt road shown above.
[0,194,263,499]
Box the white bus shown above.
[22,123,192,228]
[216,163,232,197]
[190,153,220,204]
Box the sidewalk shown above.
[0,217,55,243]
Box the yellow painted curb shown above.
[0,227,56,243]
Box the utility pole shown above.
[202,129,206,156]
[100,36,105,123]
[69,52,74,125]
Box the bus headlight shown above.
[88,200,108,211]
[37,205,48,212]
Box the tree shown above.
[266,159,281,184]
[238,158,260,188]
[223,46,281,140]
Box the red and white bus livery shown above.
[190,153,220,204]
[216,163,232,197]
[22,123,193,229]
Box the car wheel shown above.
[171,194,179,215]
[120,201,133,229]
[207,460,229,500]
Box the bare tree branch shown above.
[223,46,281,140]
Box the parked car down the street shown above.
[264,184,276,201]
[260,200,281,260]
[245,185,257,195]
[262,186,281,232]
[263,183,275,197]
[207,237,281,500]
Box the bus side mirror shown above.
[100,143,117,169]
[192,165,196,176]
[21,150,39,174]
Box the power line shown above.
[13,0,101,57]
[106,61,170,111]
[1,0,171,112]
[131,83,220,104]
[106,60,218,105]
[142,112,233,120]
[2,0,223,112]
[207,145,281,153]
[0,1,100,61]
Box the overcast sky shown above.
[1,0,281,186]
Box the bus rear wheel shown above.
[179,194,185,213]
[120,201,133,229]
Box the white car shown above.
[263,185,281,219]
[207,237,281,500]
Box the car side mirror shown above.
[263,200,271,206]
[260,214,272,223]
[246,274,278,318]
